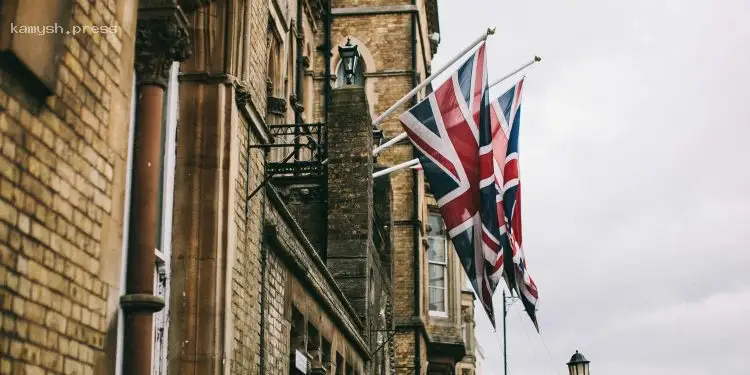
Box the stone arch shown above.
[330,36,378,119]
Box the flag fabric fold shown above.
[492,79,540,331]
[398,42,503,326]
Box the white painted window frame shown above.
[114,69,138,375]
[427,213,449,317]
[151,62,180,375]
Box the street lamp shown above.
[337,38,360,85]
[566,350,590,375]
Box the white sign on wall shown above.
[295,350,308,373]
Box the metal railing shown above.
[266,122,326,177]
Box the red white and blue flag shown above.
[491,79,540,331]
[399,43,503,326]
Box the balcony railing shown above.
[267,122,326,178]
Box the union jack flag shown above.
[399,43,503,326]
[491,79,540,331]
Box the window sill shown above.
[429,310,449,318]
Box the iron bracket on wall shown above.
[246,122,327,201]
[370,329,398,358]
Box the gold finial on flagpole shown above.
[487,27,497,35]
[534,55,542,62]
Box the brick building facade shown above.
[0,0,478,374]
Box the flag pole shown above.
[372,158,420,178]
[503,290,508,375]
[372,55,541,157]
[488,55,541,89]
[372,132,409,157]
[371,27,496,129]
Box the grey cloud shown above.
[434,0,750,373]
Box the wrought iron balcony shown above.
[266,122,326,178]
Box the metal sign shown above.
[295,350,308,373]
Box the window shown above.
[115,62,179,375]
[428,213,448,315]
[335,353,343,375]
[462,319,468,345]
[266,21,283,98]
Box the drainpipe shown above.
[294,0,304,161]
[322,0,332,261]
[410,2,421,374]
[323,2,332,124]
[122,10,190,375]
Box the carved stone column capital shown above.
[135,2,192,88]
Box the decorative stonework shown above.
[268,96,287,115]
[135,11,192,88]
[235,80,252,108]
[266,76,274,95]
[290,94,304,113]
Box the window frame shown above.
[151,61,180,375]
[427,212,449,317]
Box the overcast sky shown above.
[431,0,750,374]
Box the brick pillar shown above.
[326,86,373,323]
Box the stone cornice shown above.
[331,4,418,16]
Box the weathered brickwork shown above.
[325,0,451,373]
[0,0,137,374]
[264,251,292,375]
[334,0,412,8]
[455,291,477,375]
[230,117,266,375]
[2,0,449,374]
[264,187,369,374]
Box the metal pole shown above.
[503,290,508,375]
[372,158,420,178]
[488,55,541,89]
[373,132,409,157]
[246,150,296,201]
[371,27,496,128]
[371,55,541,157]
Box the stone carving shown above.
[266,76,273,95]
[290,94,304,113]
[135,16,192,88]
[235,80,252,108]
[267,96,287,115]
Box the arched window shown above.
[335,59,365,87]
